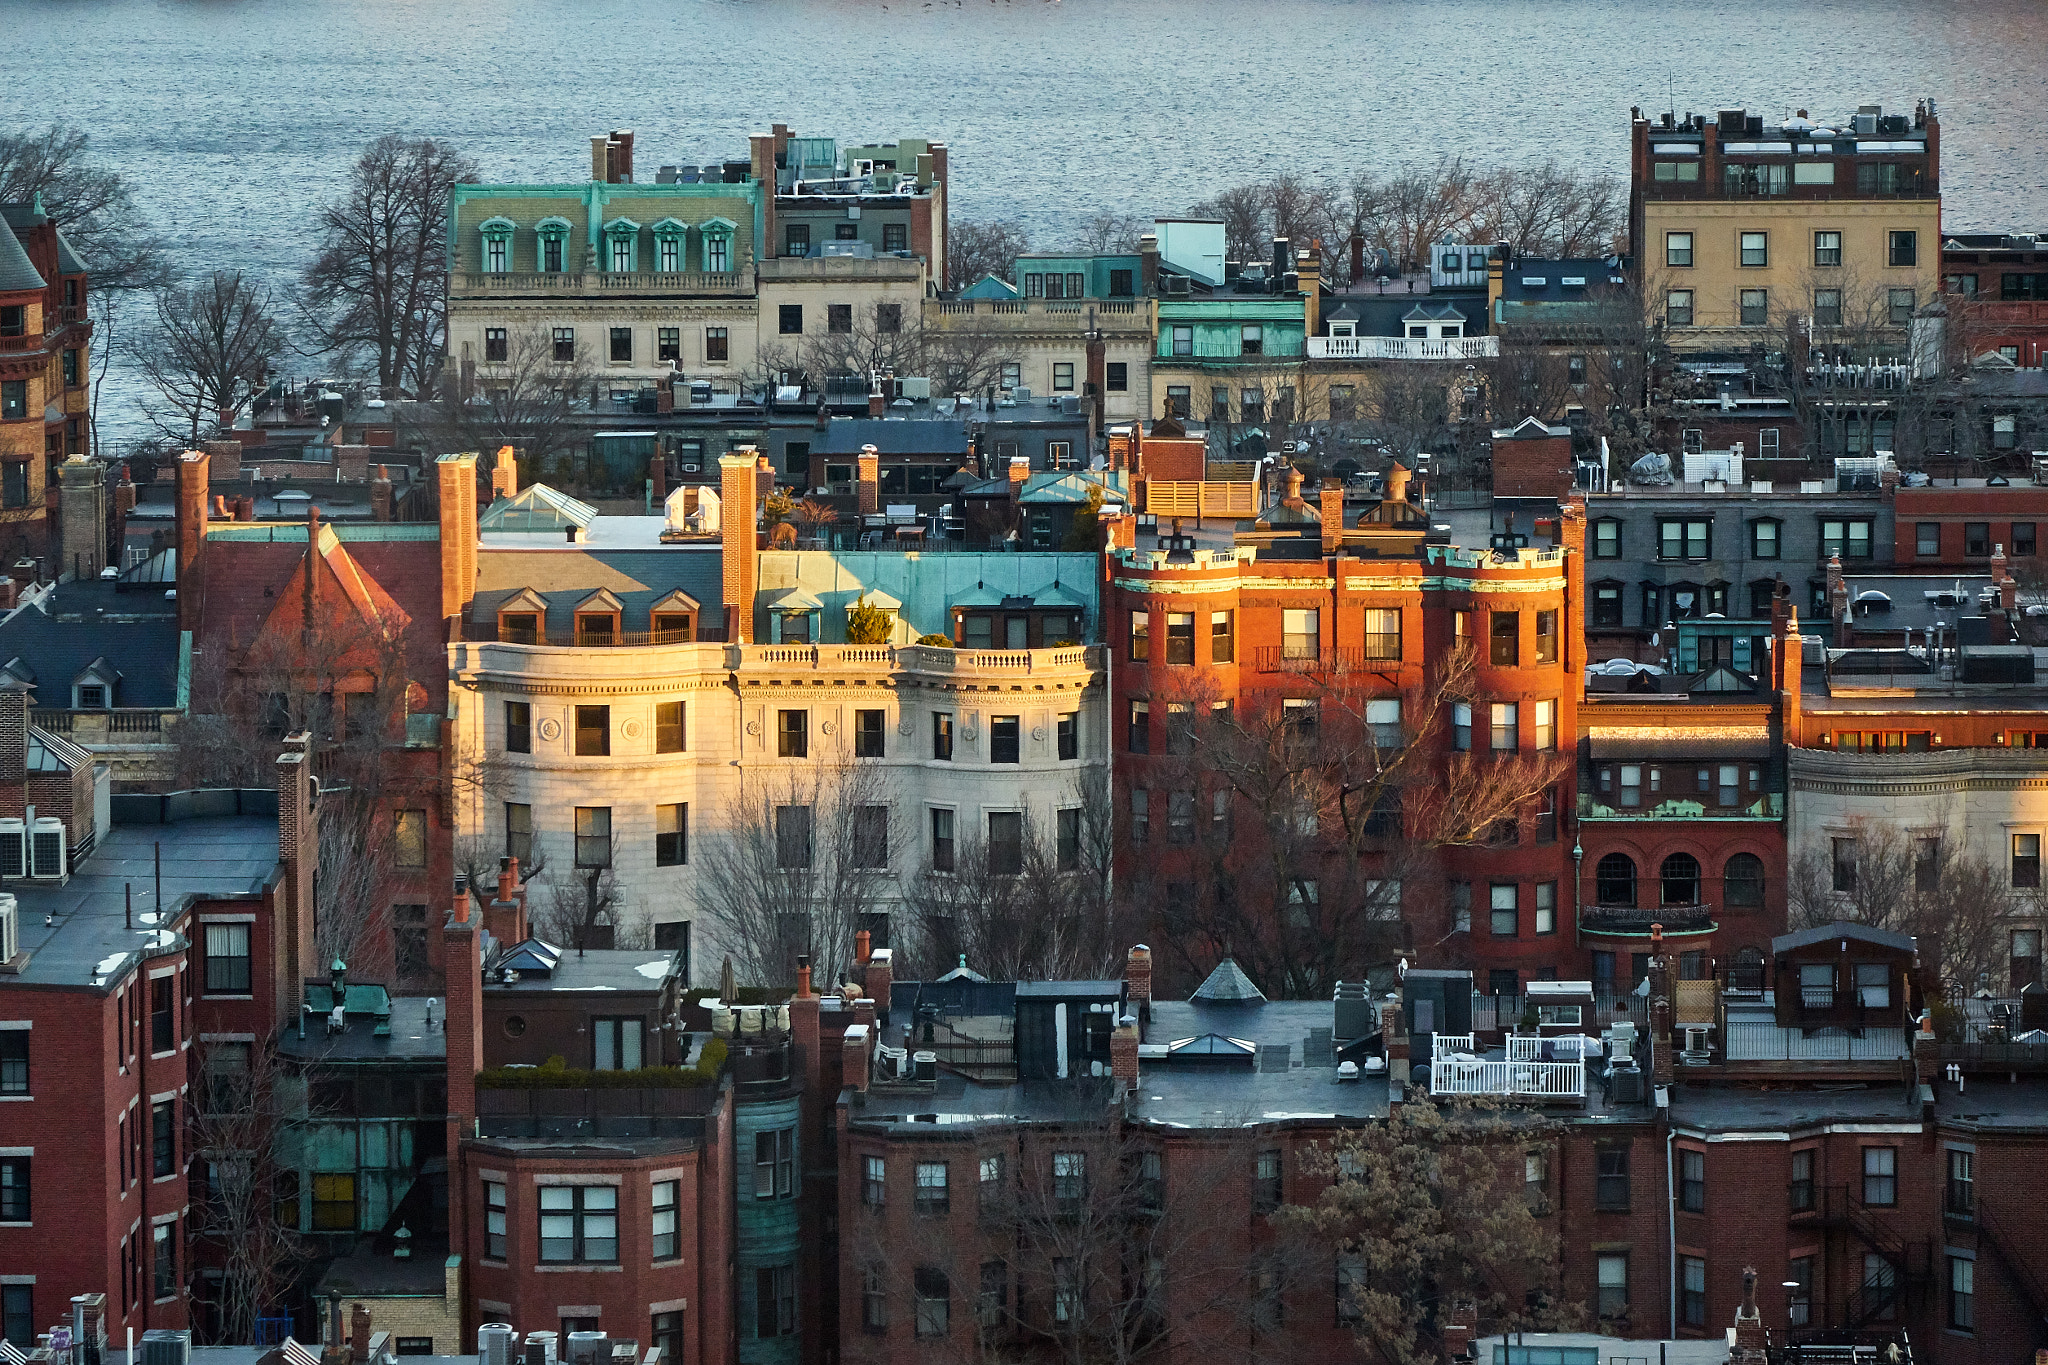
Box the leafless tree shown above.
[1281,1099,1580,1364]
[1787,813,2030,995]
[699,757,900,986]
[131,270,287,441]
[402,325,598,480]
[301,134,480,396]
[948,218,1033,291]
[188,1041,310,1343]
[531,865,625,951]
[767,301,1013,401]
[1071,211,1150,255]
[1133,647,1568,998]
[0,123,167,292]
[1470,161,1626,259]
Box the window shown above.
[1490,883,1518,937]
[504,801,532,865]
[1814,230,1842,267]
[574,806,612,867]
[756,1265,795,1339]
[203,922,251,994]
[1367,697,1402,749]
[1105,361,1128,392]
[153,1223,175,1299]
[825,303,852,335]
[1535,880,1557,933]
[1525,697,1553,751]
[915,1161,949,1214]
[1053,1151,1086,1212]
[777,708,808,758]
[539,1184,617,1263]
[863,1154,886,1207]
[575,704,610,755]
[1812,288,1843,327]
[1598,1253,1629,1319]
[754,1129,795,1201]
[1889,288,1916,326]
[1966,521,1991,556]
[1282,608,1318,660]
[499,698,533,755]
[1596,851,1637,907]
[592,1016,643,1070]
[1128,610,1149,661]
[778,304,803,335]
[880,222,908,253]
[2013,833,2040,888]
[1130,788,1149,842]
[1164,385,1190,418]
[1657,519,1710,560]
[978,1260,1008,1330]
[1490,702,1518,751]
[930,808,955,872]
[1165,611,1195,664]
[1946,1148,1973,1218]
[1055,805,1082,871]
[653,803,688,867]
[1863,1147,1897,1206]
[1593,519,1621,558]
[1490,611,1519,665]
[480,326,509,363]
[775,805,813,870]
[1740,232,1769,267]
[1681,1255,1707,1328]
[1363,607,1401,660]
[484,1180,506,1259]
[933,711,954,761]
[1662,853,1701,905]
[1127,699,1149,754]
[653,326,680,363]
[1740,289,1769,326]
[0,1033,23,1095]
[390,807,428,867]
[1789,1149,1815,1212]
[861,1268,888,1332]
[1662,288,1694,328]
[1452,701,1471,752]
[1890,230,1918,267]
[1751,519,1781,559]
[1948,1255,1974,1332]
[1821,519,1873,560]
[853,707,885,759]
[1724,852,1764,906]
[651,1313,684,1365]
[1241,324,1263,355]
[608,326,633,363]
[705,326,729,362]
[0,1157,25,1222]
[1051,361,1074,392]
[552,327,575,362]
[1666,232,1693,267]
[914,1267,950,1338]
[151,975,173,1053]
[1170,324,1193,357]
[2017,522,2037,557]
[987,812,1024,876]
[851,805,889,869]
[1678,1147,1706,1212]
[642,699,685,758]
[1057,713,1078,761]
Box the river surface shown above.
[5,0,2045,443]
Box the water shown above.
[5,0,2045,442]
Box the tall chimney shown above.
[174,449,211,634]
[1126,944,1153,1024]
[719,452,761,642]
[1320,478,1344,554]
[857,445,880,517]
[436,452,478,630]
[57,454,107,582]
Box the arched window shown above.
[1595,853,1637,907]
[478,216,515,275]
[536,217,572,274]
[1724,853,1765,907]
[1661,852,1702,906]
[1729,944,1766,992]
[603,217,642,274]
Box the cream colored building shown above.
[925,296,1155,421]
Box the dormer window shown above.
[536,217,571,274]
[603,218,641,274]
[700,218,737,274]
[651,219,687,275]
[648,587,700,642]
[76,684,106,710]
[1330,321,1356,338]
[72,658,119,709]
[577,612,616,644]
[500,613,539,643]
[479,217,515,274]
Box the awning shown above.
[1587,727,1772,761]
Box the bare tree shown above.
[1282,1099,1580,1365]
[1788,814,2028,995]
[1470,161,1625,259]
[531,865,625,951]
[948,219,1032,292]
[0,123,167,292]
[301,134,479,395]
[699,758,900,985]
[765,301,1012,402]
[131,269,286,441]
[188,1041,309,1343]
[1071,211,1150,255]
[402,325,598,480]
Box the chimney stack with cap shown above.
[1126,944,1153,1024]
[857,445,880,517]
[1320,478,1345,553]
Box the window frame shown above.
[1666,232,1693,268]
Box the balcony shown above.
[1428,1034,1586,1099]
[1580,903,1717,935]
[1307,335,1500,361]
[929,298,1150,332]
[1578,791,1784,821]
[734,642,1100,678]
[455,270,750,296]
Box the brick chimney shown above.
[57,454,106,583]
[1349,233,1366,284]
[203,438,243,482]
[1826,553,1851,647]
[1442,1298,1476,1363]
[842,1021,871,1092]
[868,388,886,418]
[855,928,871,966]
[1126,944,1153,1025]
[1380,994,1410,1094]
[791,952,821,1083]
[720,453,761,642]
[443,876,484,1245]
[1138,233,1159,296]
[1110,1017,1139,1096]
[1914,1005,1940,1087]
[1994,542,2018,610]
[1320,478,1345,553]
[175,449,210,633]
[0,682,28,787]
[490,445,518,502]
[485,856,527,946]
[1649,925,1676,1090]
[1731,1268,1766,1365]
[335,445,371,484]
[435,452,478,630]
[1008,454,1030,505]
[864,947,893,1024]
[350,1303,372,1363]
[857,445,880,516]
[370,466,393,523]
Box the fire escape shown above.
[1954,1199,2048,1331]
[1811,1185,1931,1329]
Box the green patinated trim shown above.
[205,524,440,543]
[448,181,767,274]
[1580,924,1719,939]
[176,631,191,711]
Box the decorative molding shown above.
[536,718,562,742]
[621,718,644,740]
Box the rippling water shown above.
[6,0,2045,441]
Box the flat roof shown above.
[277,994,448,1065]
[1667,1082,1920,1133]
[484,947,680,994]
[5,817,279,990]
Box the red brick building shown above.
[0,195,92,560]
[1941,233,2048,368]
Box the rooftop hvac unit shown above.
[30,817,64,880]
[0,819,20,879]
[140,1330,191,1365]
[0,894,14,962]
[566,1333,610,1365]
[478,1325,519,1365]
[1608,1063,1645,1104]
[524,1332,558,1365]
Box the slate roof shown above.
[472,545,728,635]
[1190,956,1267,1003]
[54,228,86,276]
[816,417,970,457]
[1771,922,1917,955]
[0,211,45,293]
[1318,289,1491,338]
[1497,257,1631,304]
[0,578,181,708]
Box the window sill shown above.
[652,1257,685,1268]
[203,994,255,1001]
[0,1221,29,1228]
[481,1259,507,1269]
[534,1264,624,1273]
[150,1050,177,1060]
[0,1095,32,1102]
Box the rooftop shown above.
[277,994,448,1065]
[4,817,280,989]
[483,944,681,994]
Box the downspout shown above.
[1665,1125,1678,1338]
[136,963,148,1333]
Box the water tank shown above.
[478,1325,518,1365]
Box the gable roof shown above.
[471,546,728,636]
[1771,922,1917,956]
[1191,956,1267,1003]
[0,216,45,294]
[958,273,1022,301]
[252,522,414,652]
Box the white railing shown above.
[1430,1057,1585,1099]
[1307,335,1501,361]
[730,644,1099,675]
[1432,1034,1477,1065]
[1507,1035,1598,1060]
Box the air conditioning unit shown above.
[140,1330,191,1365]
[1608,1063,1645,1104]
[479,1325,519,1365]
[0,894,16,963]
[30,817,65,880]
[0,819,24,878]
[566,1333,610,1365]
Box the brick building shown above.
[0,196,91,561]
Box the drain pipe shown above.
[1665,1125,1678,1339]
